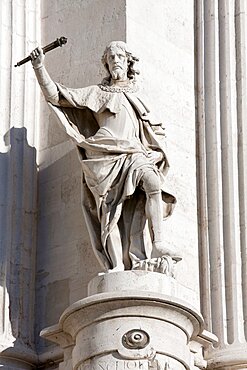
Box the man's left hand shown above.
[147,151,163,164]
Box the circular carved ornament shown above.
[122,329,150,349]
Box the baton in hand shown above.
[14,36,68,67]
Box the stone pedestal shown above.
[41,271,216,370]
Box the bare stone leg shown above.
[145,190,175,258]
[140,170,176,258]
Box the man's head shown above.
[102,41,139,82]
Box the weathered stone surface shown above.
[88,270,199,308]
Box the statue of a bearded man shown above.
[31,41,177,273]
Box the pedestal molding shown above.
[206,344,247,369]
[58,291,204,339]
[41,272,214,370]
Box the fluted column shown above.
[195,0,247,368]
[0,0,40,368]
[235,0,247,345]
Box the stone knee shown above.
[140,171,161,196]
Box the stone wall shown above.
[126,0,199,303]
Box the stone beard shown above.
[31,41,177,274]
[111,68,125,80]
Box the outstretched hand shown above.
[30,47,45,68]
[147,151,163,164]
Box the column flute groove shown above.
[235,0,247,342]
[204,0,227,345]
[196,0,247,367]
[195,0,212,331]
[218,0,245,345]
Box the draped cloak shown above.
[48,83,176,270]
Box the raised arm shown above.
[30,47,60,105]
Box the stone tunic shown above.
[93,94,140,141]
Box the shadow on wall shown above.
[0,127,100,368]
[34,141,101,359]
[0,127,38,369]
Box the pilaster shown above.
[195,0,247,367]
[0,0,40,368]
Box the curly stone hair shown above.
[101,41,140,82]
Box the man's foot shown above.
[132,255,181,276]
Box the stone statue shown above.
[31,41,177,273]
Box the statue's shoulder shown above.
[82,84,115,99]
[57,83,123,114]
[58,83,103,95]
[74,84,102,94]
[58,82,109,102]
[125,91,164,128]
